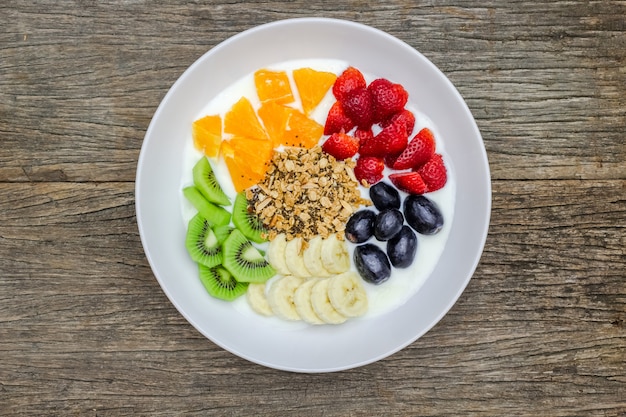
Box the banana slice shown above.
[293,278,325,325]
[246,283,273,316]
[320,234,350,274]
[267,275,304,321]
[327,271,368,318]
[267,233,291,275]
[310,278,347,325]
[303,235,332,277]
[284,237,312,278]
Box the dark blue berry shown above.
[387,226,418,268]
[403,195,443,235]
[345,210,376,243]
[369,181,401,211]
[353,244,391,285]
[374,208,404,241]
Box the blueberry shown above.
[403,195,443,235]
[369,182,401,211]
[345,210,376,243]
[387,226,418,268]
[353,244,391,285]
[374,208,404,241]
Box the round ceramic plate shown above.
[136,18,491,373]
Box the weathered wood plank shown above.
[0,180,623,415]
[1,2,624,181]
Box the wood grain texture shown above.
[0,1,624,416]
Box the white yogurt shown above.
[180,59,456,328]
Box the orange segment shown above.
[258,101,291,147]
[224,97,269,141]
[192,115,222,158]
[221,137,274,192]
[229,136,274,173]
[282,109,324,148]
[254,69,294,105]
[223,155,260,192]
[293,68,337,115]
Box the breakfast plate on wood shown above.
[136,18,491,372]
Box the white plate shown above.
[136,18,491,373]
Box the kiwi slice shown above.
[212,224,234,245]
[183,186,231,226]
[185,213,223,267]
[232,192,268,243]
[192,157,230,206]
[222,229,275,283]
[198,264,248,301]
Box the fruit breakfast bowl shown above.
[135,17,491,372]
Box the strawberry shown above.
[354,128,373,144]
[392,127,436,170]
[383,152,401,168]
[382,108,415,136]
[324,101,355,135]
[368,78,408,123]
[416,153,447,192]
[359,116,408,157]
[354,156,385,186]
[341,87,374,130]
[389,172,427,195]
[333,66,367,102]
[322,132,359,160]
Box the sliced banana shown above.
[320,234,350,274]
[327,271,368,318]
[267,275,304,321]
[267,233,291,275]
[246,283,273,316]
[293,278,325,325]
[310,278,347,325]
[303,235,332,277]
[284,237,313,278]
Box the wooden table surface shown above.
[1,1,624,415]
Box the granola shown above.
[246,146,371,242]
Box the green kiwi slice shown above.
[222,229,275,283]
[192,157,230,206]
[185,213,223,268]
[212,224,234,245]
[198,264,248,301]
[183,186,231,226]
[232,192,268,243]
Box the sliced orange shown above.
[229,136,274,173]
[223,155,260,192]
[221,137,274,192]
[282,109,324,148]
[254,69,295,105]
[192,115,222,158]
[223,97,269,141]
[293,68,337,115]
[257,101,292,147]
[221,140,260,192]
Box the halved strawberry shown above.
[392,127,436,170]
[322,132,359,160]
[383,152,401,168]
[389,172,427,195]
[359,117,408,157]
[382,108,415,136]
[368,78,408,123]
[354,156,385,186]
[333,66,367,102]
[354,128,373,144]
[416,153,447,192]
[324,101,354,135]
[341,87,374,130]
